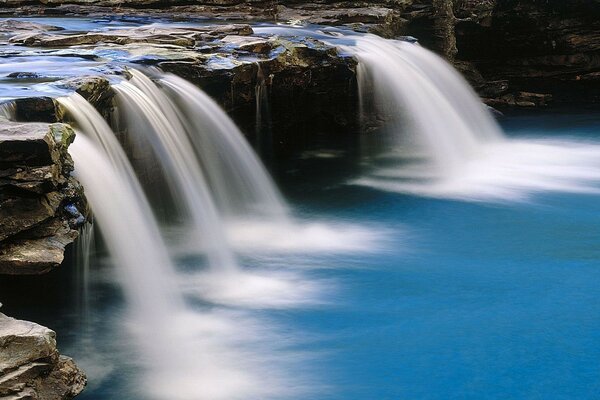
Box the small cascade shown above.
[0,100,15,120]
[337,35,503,175]
[254,63,273,158]
[74,221,95,320]
[159,72,289,220]
[113,70,238,270]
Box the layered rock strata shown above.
[0,120,85,275]
[0,311,86,400]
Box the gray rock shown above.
[0,312,86,399]
[0,19,63,33]
[0,122,82,275]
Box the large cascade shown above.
[255,26,600,201]
[336,33,600,201]
[68,134,182,351]
[60,91,319,400]
[114,70,289,222]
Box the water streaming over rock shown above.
[113,70,238,270]
[0,100,15,120]
[254,26,600,202]
[158,72,289,220]
[335,33,600,201]
[61,94,320,400]
[68,132,184,368]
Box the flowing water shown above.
[339,35,600,202]
[1,18,600,400]
[113,70,238,270]
[158,72,288,220]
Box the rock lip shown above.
[0,311,86,400]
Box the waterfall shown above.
[0,101,15,120]
[59,95,181,314]
[331,33,600,201]
[113,70,238,270]
[337,35,503,175]
[158,72,288,220]
[59,86,330,400]
[68,132,184,365]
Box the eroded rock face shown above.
[158,35,358,156]
[0,121,84,275]
[453,0,600,104]
[0,311,86,400]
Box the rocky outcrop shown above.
[453,0,600,105]
[0,311,86,399]
[0,120,85,275]
[157,34,358,156]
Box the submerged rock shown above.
[0,311,86,399]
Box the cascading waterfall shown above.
[0,100,15,120]
[158,72,288,220]
[334,33,600,201]
[70,132,180,310]
[113,70,238,270]
[61,94,314,400]
[254,26,600,201]
[340,35,503,175]
[58,95,182,321]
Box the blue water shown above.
[2,109,600,399]
[1,22,599,394]
[269,109,600,400]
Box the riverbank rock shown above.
[0,311,86,399]
[0,121,84,275]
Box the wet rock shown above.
[484,91,553,108]
[452,0,600,104]
[14,97,57,123]
[0,122,82,275]
[0,312,86,399]
[57,76,114,117]
[0,219,78,275]
[158,36,358,157]
[0,122,56,168]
